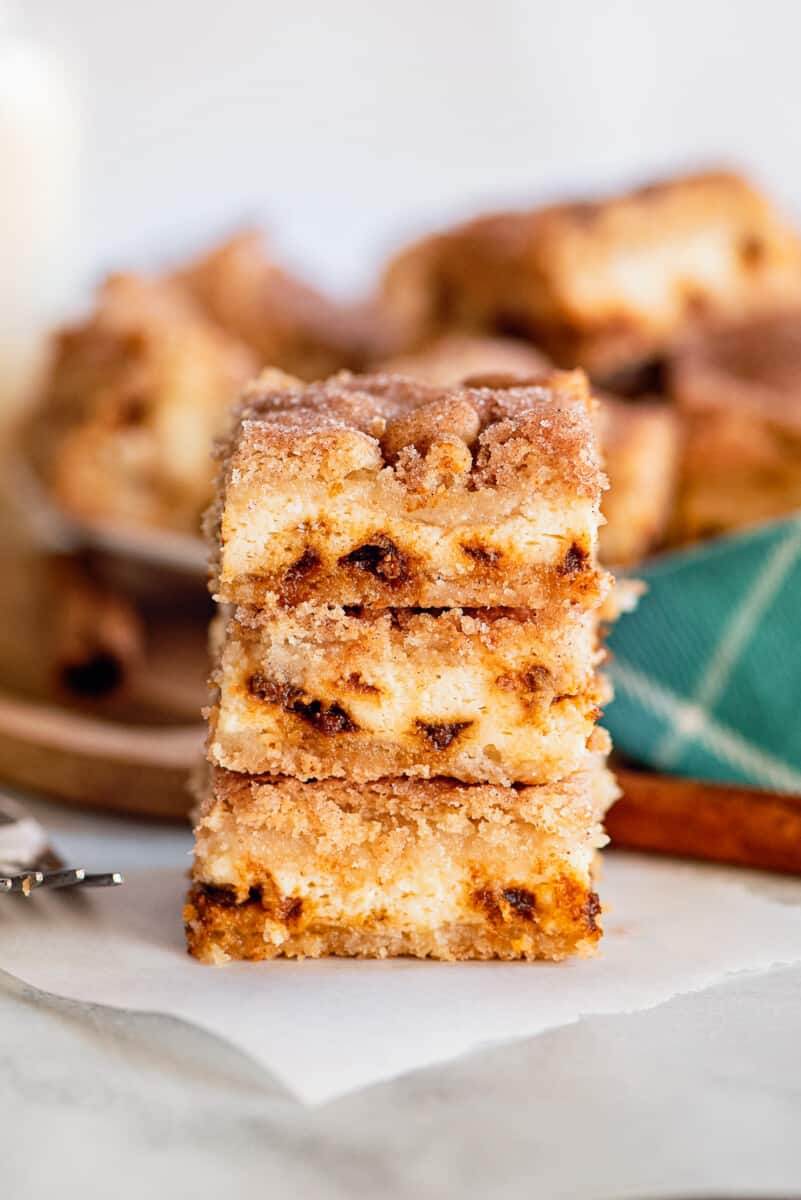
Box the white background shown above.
[22,0,801,295]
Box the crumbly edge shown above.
[198,758,615,829]
[209,369,602,511]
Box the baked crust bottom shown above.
[185,875,603,963]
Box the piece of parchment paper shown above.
[4,853,801,1105]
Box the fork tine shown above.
[0,867,124,894]
[39,867,86,890]
[80,872,124,888]
[0,793,123,897]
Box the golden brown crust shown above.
[381,171,801,376]
[231,368,601,489]
[184,878,603,962]
[212,369,610,609]
[185,762,616,962]
[208,602,609,784]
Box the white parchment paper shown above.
[4,853,801,1105]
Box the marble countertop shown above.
[4,794,801,1199]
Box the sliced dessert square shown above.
[210,369,609,609]
[380,171,801,379]
[185,761,617,962]
[208,601,608,785]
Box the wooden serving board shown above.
[0,690,202,819]
[0,490,207,820]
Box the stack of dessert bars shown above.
[185,367,619,962]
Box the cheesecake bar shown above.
[185,761,617,962]
[672,313,801,541]
[210,369,610,608]
[380,171,801,378]
[176,230,368,380]
[597,396,680,564]
[208,601,609,785]
[31,273,256,533]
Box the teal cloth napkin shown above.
[604,514,801,793]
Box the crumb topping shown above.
[223,368,605,501]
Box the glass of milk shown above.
[0,2,82,426]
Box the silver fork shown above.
[0,794,123,895]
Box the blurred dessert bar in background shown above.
[671,313,801,542]
[175,230,371,381]
[597,396,680,564]
[380,170,801,384]
[26,274,256,533]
